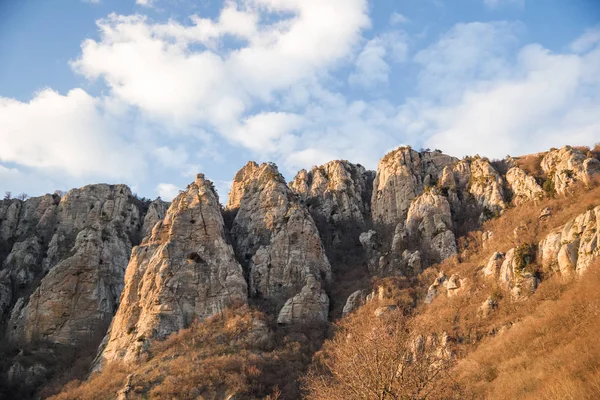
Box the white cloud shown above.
[0,89,145,179]
[349,38,390,88]
[349,31,408,89]
[389,12,409,25]
[483,0,524,8]
[409,23,600,158]
[136,0,153,6]
[414,22,521,101]
[156,183,180,200]
[571,27,600,53]
[71,1,370,151]
[82,0,101,4]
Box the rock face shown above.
[482,252,505,278]
[506,167,544,205]
[541,146,600,195]
[290,161,374,224]
[538,205,600,276]
[372,148,456,227]
[441,157,507,222]
[277,275,329,325]
[404,190,457,264]
[96,174,247,365]
[342,289,367,316]
[5,185,148,346]
[227,162,331,316]
[498,247,539,299]
[141,199,169,238]
[290,160,374,246]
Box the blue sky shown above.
[0,0,599,201]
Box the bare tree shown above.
[304,305,456,400]
[16,193,28,201]
[3,191,11,200]
[54,190,65,197]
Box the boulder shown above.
[277,275,329,325]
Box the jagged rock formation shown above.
[404,190,457,263]
[482,252,505,278]
[440,157,507,223]
[227,162,331,320]
[541,146,600,195]
[498,247,539,299]
[277,275,329,325]
[141,199,169,238]
[538,205,600,276]
[290,160,374,237]
[372,148,457,227]
[506,167,544,204]
[4,185,146,346]
[424,272,466,303]
[96,174,247,365]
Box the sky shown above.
[0,0,599,202]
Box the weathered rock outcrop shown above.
[227,162,331,315]
[342,289,367,316]
[291,160,373,227]
[404,190,457,263]
[96,174,247,365]
[538,205,600,276]
[4,185,148,347]
[372,148,456,227]
[482,252,505,278]
[141,199,169,238]
[498,247,539,299]
[277,275,329,325]
[506,167,544,204]
[441,157,507,222]
[541,146,600,195]
[424,272,466,303]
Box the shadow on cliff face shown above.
[0,320,109,400]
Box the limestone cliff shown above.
[4,185,146,346]
[538,205,600,276]
[371,148,456,227]
[96,174,247,365]
[541,146,600,195]
[227,162,331,321]
[290,160,374,231]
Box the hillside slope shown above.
[0,144,599,399]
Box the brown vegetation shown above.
[305,302,458,400]
[304,180,600,400]
[49,306,325,400]
[514,153,545,178]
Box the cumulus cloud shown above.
[0,88,145,179]
[349,31,408,89]
[483,0,524,8]
[71,1,370,150]
[571,27,600,53]
[156,183,180,200]
[3,2,599,199]
[415,23,600,158]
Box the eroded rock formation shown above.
[227,162,331,318]
[95,174,247,365]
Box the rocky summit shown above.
[1,144,600,399]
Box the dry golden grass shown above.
[304,180,600,400]
[514,153,546,178]
[455,262,600,400]
[50,306,324,400]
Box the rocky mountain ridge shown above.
[1,144,599,398]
